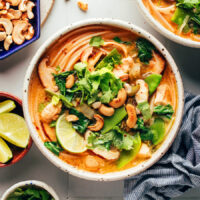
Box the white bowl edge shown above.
[22,18,184,181]
[1,180,60,200]
[136,0,200,48]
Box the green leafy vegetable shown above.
[150,118,165,145]
[73,63,123,104]
[136,118,165,145]
[69,108,90,134]
[53,71,74,96]
[171,7,189,25]
[176,0,200,9]
[51,95,60,106]
[101,106,127,134]
[135,118,153,141]
[74,62,87,78]
[45,89,72,108]
[89,36,104,47]
[137,101,151,121]
[88,126,136,151]
[144,74,162,95]
[7,187,54,200]
[136,38,155,64]
[154,104,174,119]
[113,37,131,45]
[44,141,63,156]
[55,65,61,72]
[49,120,56,128]
[96,48,122,70]
[117,132,141,169]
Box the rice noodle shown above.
[155,5,175,15]
[148,0,175,32]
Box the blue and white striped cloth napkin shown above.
[124,92,200,200]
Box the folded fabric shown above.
[124,92,200,200]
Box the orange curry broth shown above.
[28,25,178,173]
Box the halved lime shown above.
[56,114,87,153]
[0,137,13,163]
[0,113,30,148]
[0,100,16,114]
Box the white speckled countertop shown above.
[0,0,200,199]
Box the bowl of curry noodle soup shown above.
[23,19,184,181]
[136,0,200,48]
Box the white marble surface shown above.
[0,0,200,199]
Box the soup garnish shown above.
[6,186,54,200]
[143,0,200,41]
[29,25,177,173]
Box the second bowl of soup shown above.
[23,19,184,181]
[136,0,200,48]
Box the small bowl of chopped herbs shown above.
[1,180,59,200]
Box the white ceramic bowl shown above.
[1,180,59,200]
[136,0,200,48]
[23,18,184,181]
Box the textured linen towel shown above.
[124,92,200,200]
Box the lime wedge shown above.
[56,114,87,153]
[0,113,30,148]
[0,137,13,163]
[0,100,16,114]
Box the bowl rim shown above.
[1,180,59,200]
[0,91,33,168]
[136,0,200,48]
[22,18,184,181]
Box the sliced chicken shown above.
[154,83,172,106]
[40,102,62,123]
[146,51,165,74]
[92,148,120,161]
[38,58,58,92]
[138,143,152,159]
[135,79,149,104]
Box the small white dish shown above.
[136,0,200,48]
[1,180,59,200]
[23,18,184,181]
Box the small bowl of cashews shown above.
[0,0,40,60]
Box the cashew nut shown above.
[4,35,12,50]
[3,9,22,20]
[24,24,34,40]
[66,114,79,122]
[7,0,21,6]
[19,0,28,12]
[135,79,149,104]
[41,102,62,123]
[92,101,101,109]
[38,58,58,92]
[12,20,29,45]
[65,74,75,89]
[0,31,6,41]
[88,114,104,132]
[26,1,35,19]
[0,18,13,35]
[126,104,137,129]
[109,88,127,108]
[77,1,88,12]
[98,104,115,117]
